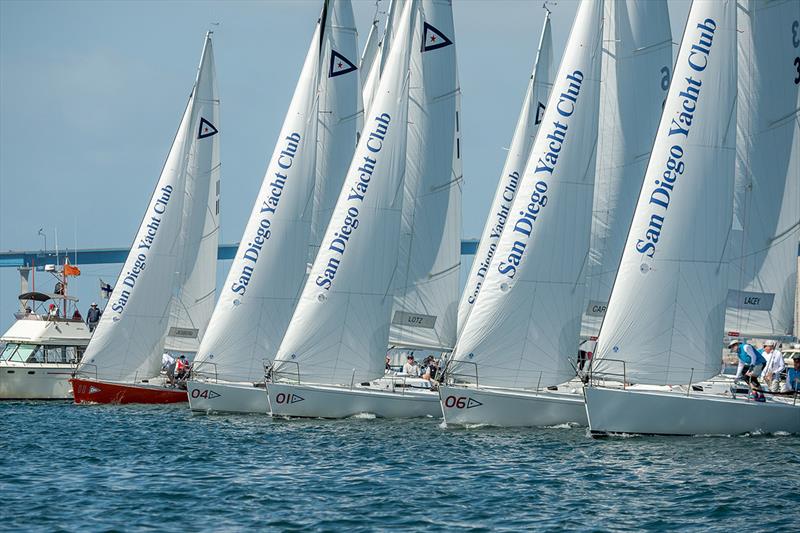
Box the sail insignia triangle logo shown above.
[329,50,357,78]
[422,22,453,52]
[198,117,218,139]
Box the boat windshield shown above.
[0,343,18,361]
[1,343,38,362]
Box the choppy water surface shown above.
[1,402,797,531]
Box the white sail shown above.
[457,13,554,336]
[274,0,417,385]
[450,0,603,389]
[192,19,324,383]
[595,0,738,385]
[80,34,218,382]
[165,34,221,354]
[724,0,800,339]
[582,0,673,338]
[311,0,361,260]
[388,0,460,352]
[362,0,402,116]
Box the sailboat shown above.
[266,0,446,419]
[187,0,360,414]
[71,32,220,404]
[439,0,603,427]
[584,0,800,436]
[457,9,554,337]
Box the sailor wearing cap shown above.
[760,340,784,392]
[728,339,766,401]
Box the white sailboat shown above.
[440,0,604,427]
[71,32,220,404]
[188,1,360,414]
[582,0,673,340]
[457,10,554,336]
[724,0,799,341]
[267,0,442,419]
[585,0,800,436]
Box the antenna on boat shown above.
[542,1,555,16]
[208,21,220,35]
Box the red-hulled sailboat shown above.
[70,31,220,405]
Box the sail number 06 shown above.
[444,396,468,409]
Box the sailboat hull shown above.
[187,380,269,414]
[439,385,587,427]
[70,378,187,404]
[266,382,441,419]
[585,386,800,436]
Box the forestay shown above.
[595,0,738,385]
[80,33,219,382]
[724,0,800,339]
[362,0,403,117]
[457,12,554,336]
[450,0,603,389]
[193,17,324,383]
[273,0,417,386]
[311,0,361,261]
[389,0,461,352]
[582,0,672,338]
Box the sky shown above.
[0,0,691,331]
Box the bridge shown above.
[0,240,480,268]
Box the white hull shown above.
[439,385,587,427]
[585,386,800,436]
[266,382,442,419]
[0,362,75,400]
[186,380,269,414]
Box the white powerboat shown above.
[0,291,91,400]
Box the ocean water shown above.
[1,402,798,532]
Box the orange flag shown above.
[64,260,81,277]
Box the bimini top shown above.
[18,292,78,303]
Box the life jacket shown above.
[737,344,766,366]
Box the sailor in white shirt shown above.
[402,354,420,376]
[760,340,785,392]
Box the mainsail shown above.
[724,0,800,339]
[310,0,361,260]
[389,0,461,352]
[80,33,220,382]
[457,12,554,336]
[595,0,738,385]
[193,13,326,383]
[450,0,603,389]
[274,0,417,385]
[582,0,673,338]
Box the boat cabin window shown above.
[0,343,82,364]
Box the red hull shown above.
[70,378,187,404]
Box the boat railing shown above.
[587,358,627,389]
[445,360,479,387]
[267,360,300,384]
[74,362,98,380]
[192,361,218,383]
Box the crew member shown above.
[730,339,766,401]
[86,303,101,332]
[782,355,800,393]
[760,340,785,392]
